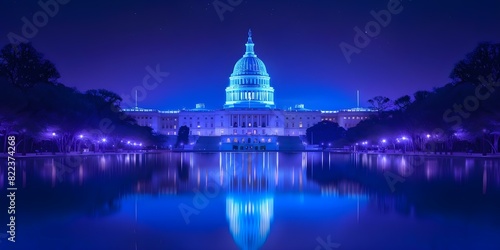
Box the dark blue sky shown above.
[1,0,499,110]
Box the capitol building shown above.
[124,30,373,150]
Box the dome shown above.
[231,29,269,77]
[224,29,275,109]
[232,56,268,76]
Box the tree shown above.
[176,125,189,148]
[394,95,411,111]
[306,121,346,147]
[449,42,500,154]
[0,43,60,88]
[413,90,431,102]
[368,96,391,112]
[450,42,500,85]
[85,89,123,107]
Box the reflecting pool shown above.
[1,152,499,249]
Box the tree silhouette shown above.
[176,125,189,148]
[394,95,411,111]
[368,96,391,112]
[306,121,346,146]
[450,42,500,85]
[0,43,60,88]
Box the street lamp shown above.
[75,134,84,153]
[482,129,488,156]
[51,132,57,155]
[101,138,107,152]
[401,136,408,153]
[380,139,387,152]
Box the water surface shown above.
[1,152,499,250]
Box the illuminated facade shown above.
[124,30,374,139]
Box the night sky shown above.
[1,0,499,110]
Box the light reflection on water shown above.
[0,152,499,249]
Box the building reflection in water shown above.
[222,153,278,250]
[226,195,274,250]
[4,153,500,249]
